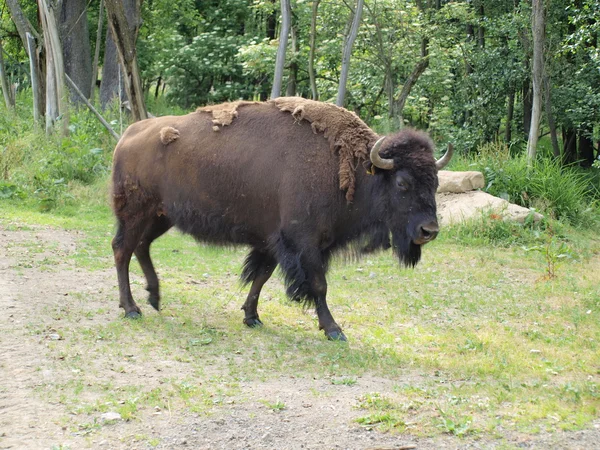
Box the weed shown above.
[261,399,286,411]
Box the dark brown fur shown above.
[111,100,441,341]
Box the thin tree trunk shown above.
[271,0,291,99]
[505,86,515,142]
[285,18,298,97]
[154,75,161,98]
[543,74,560,158]
[562,127,577,164]
[65,74,120,141]
[90,0,104,99]
[526,0,544,164]
[336,0,364,107]
[395,37,429,122]
[0,39,15,110]
[26,33,42,124]
[39,0,69,136]
[104,0,147,121]
[308,0,320,100]
[7,0,45,118]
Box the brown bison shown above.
[111,97,452,341]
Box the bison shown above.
[111,97,452,341]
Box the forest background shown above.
[0,0,599,228]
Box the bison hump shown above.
[270,97,378,202]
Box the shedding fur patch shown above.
[197,101,258,130]
[160,126,180,145]
[270,97,378,202]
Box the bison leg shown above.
[311,272,346,342]
[134,216,172,311]
[112,220,146,318]
[240,249,276,327]
[274,231,346,341]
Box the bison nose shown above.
[415,222,439,244]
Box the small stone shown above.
[530,349,541,354]
[100,412,122,422]
[49,333,61,340]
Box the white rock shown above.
[100,412,122,422]
[438,170,485,193]
[436,191,543,225]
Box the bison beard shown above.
[392,230,422,268]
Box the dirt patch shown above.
[1,223,599,449]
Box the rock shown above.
[436,191,543,225]
[437,170,485,193]
[100,412,122,423]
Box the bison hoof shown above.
[243,317,263,328]
[147,295,160,311]
[124,310,142,319]
[326,330,347,342]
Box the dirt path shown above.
[1,224,599,449]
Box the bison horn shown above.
[435,143,454,170]
[370,136,394,170]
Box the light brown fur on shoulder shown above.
[270,97,378,202]
[197,101,258,130]
[159,126,180,145]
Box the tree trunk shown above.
[505,86,515,142]
[59,0,92,103]
[101,0,141,109]
[39,0,69,136]
[100,27,120,107]
[526,0,544,164]
[285,18,298,97]
[308,0,320,100]
[562,127,577,164]
[336,0,364,107]
[6,0,45,118]
[90,0,104,99]
[0,39,15,110]
[395,37,429,122]
[543,74,560,158]
[104,0,147,121]
[478,3,485,48]
[270,0,291,99]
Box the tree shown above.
[101,0,141,109]
[59,0,92,102]
[39,0,69,135]
[104,0,147,121]
[308,0,320,100]
[336,0,364,107]
[270,0,291,99]
[526,0,545,164]
[6,0,45,120]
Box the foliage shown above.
[0,90,115,211]
[452,140,599,226]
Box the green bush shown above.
[453,140,599,227]
[0,91,116,211]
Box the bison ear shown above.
[364,160,376,175]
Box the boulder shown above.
[437,170,485,193]
[436,191,543,225]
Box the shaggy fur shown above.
[111,100,442,340]
[197,101,258,129]
[270,97,378,202]
[159,126,180,145]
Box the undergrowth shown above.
[450,140,600,227]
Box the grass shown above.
[1,101,600,445]
[2,183,600,444]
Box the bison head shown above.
[367,129,452,267]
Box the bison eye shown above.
[396,178,409,192]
